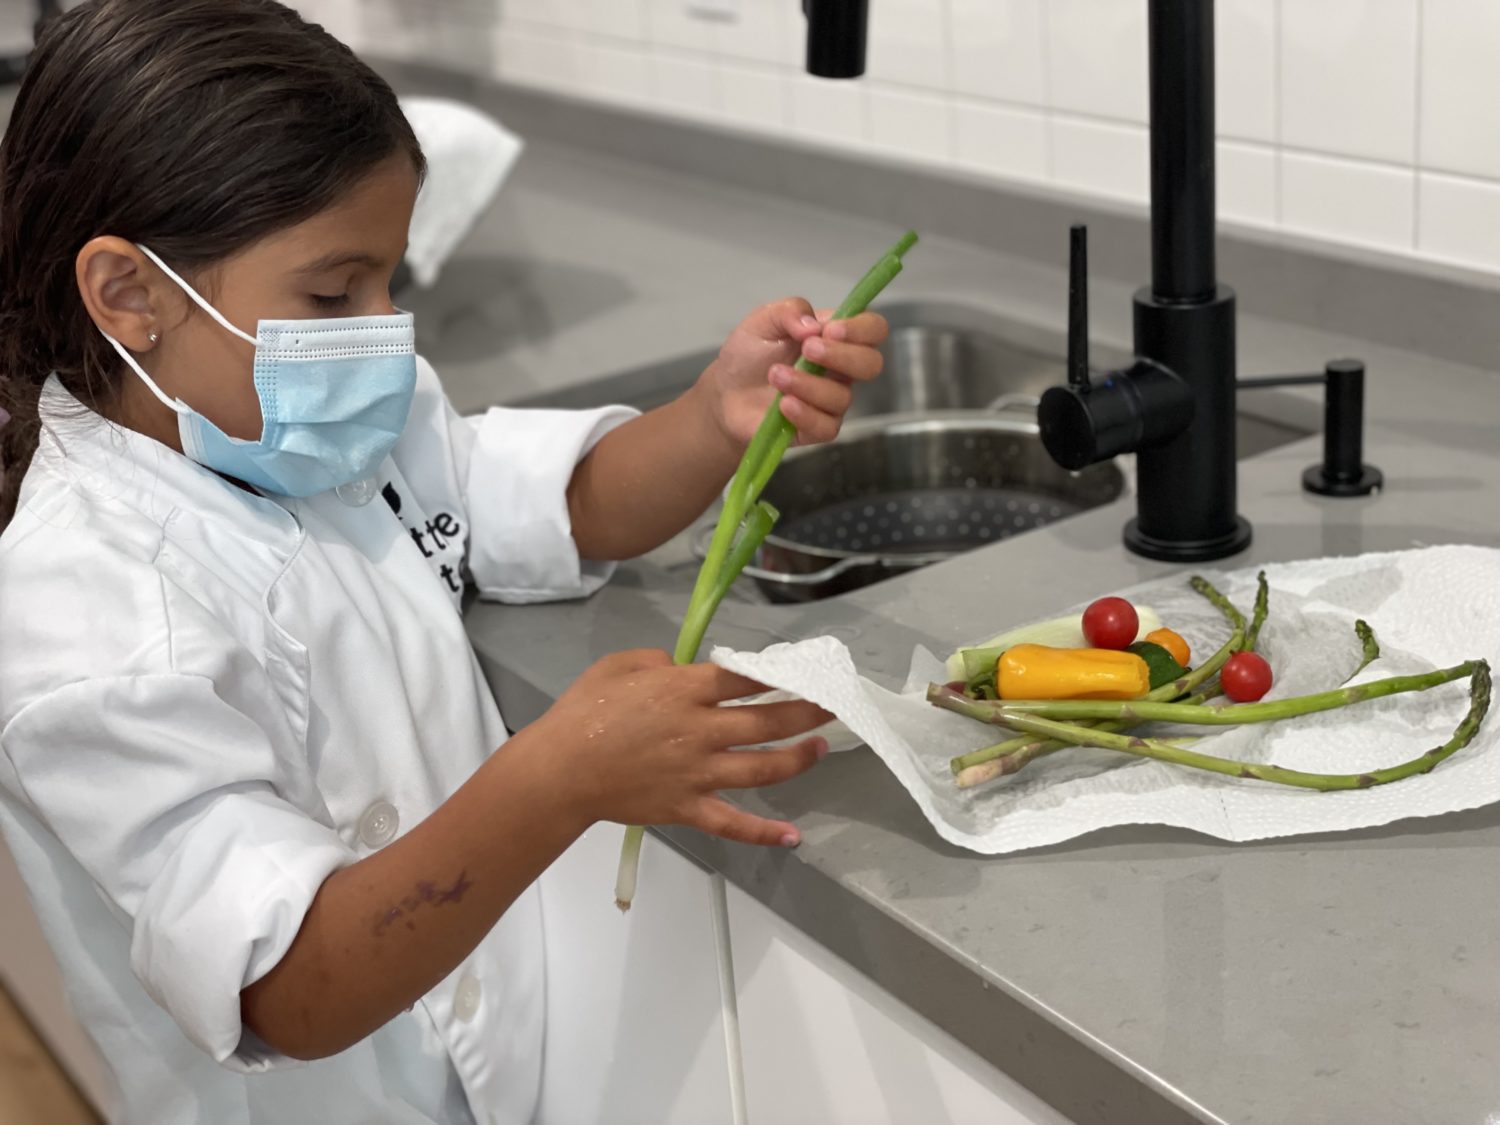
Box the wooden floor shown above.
[0,985,99,1125]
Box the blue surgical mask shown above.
[102,244,417,503]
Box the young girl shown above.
[0,3,888,1122]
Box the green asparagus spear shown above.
[1245,571,1269,650]
[1349,620,1381,681]
[969,661,1489,791]
[616,231,919,912]
[935,661,1477,727]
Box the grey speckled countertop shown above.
[423,89,1500,1125]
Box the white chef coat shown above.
[0,361,634,1125]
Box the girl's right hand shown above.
[531,648,831,847]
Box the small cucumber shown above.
[1127,640,1189,690]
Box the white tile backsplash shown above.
[492,24,579,95]
[580,0,649,43]
[581,40,654,108]
[651,50,722,122]
[866,86,952,164]
[1281,0,1419,165]
[712,0,793,66]
[1419,0,1500,181]
[1216,0,1276,144]
[1417,173,1500,272]
[952,100,1048,183]
[1046,0,1148,124]
[299,0,1500,279]
[789,75,867,145]
[720,63,789,133]
[868,0,950,90]
[1052,116,1150,204]
[644,0,714,53]
[948,0,1046,106]
[1218,141,1278,227]
[1281,151,1414,253]
[490,0,568,30]
[363,0,494,70]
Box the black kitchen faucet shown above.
[804,0,1381,563]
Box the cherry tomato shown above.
[1082,597,1139,650]
[1145,627,1191,668]
[1221,652,1274,702]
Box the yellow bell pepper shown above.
[997,644,1152,701]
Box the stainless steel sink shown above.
[505,301,1313,597]
[507,301,1311,460]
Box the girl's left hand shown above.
[700,297,889,448]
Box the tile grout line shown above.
[938,0,956,164]
[1273,0,1283,226]
[1039,0,1056,183]
[1411,0,1425,252]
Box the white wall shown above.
[297,0,1500,278]
[0,2,35,54]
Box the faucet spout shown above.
[1149,0,1218,303]
[1038,0,1253,563]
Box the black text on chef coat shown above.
[383,481,467,597]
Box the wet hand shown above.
[535,649,831,847]
[703,297,888,449]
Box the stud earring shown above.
[148,332,160,345]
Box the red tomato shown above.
[1222,652,1274,702]
[1082,597,1139,650]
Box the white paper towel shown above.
[712,545,1500,854]
[399,96,524,289]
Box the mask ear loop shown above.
[135,245,259,346]
[102,331,188,415]
[101,245,261,415]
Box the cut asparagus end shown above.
[614,824,646,913]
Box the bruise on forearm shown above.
[370,869,475,937]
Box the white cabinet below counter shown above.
[726,882,1073,1125]
[537,826,1073,1125]
[536,825,734,1125]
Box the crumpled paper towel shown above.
[399,96,524,289]
[712,545,1500,854]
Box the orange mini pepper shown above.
[1144,628,1192,668]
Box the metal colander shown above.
[778,488,1081,556]
[742,412,1125,602]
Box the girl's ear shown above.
[75,237,184,351]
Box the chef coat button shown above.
[357,800,400,848]
[453,971,482,1023]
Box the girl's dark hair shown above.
[0,0,425,525]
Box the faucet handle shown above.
[1068,224,1091,392]
[1040,226,1196,471]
